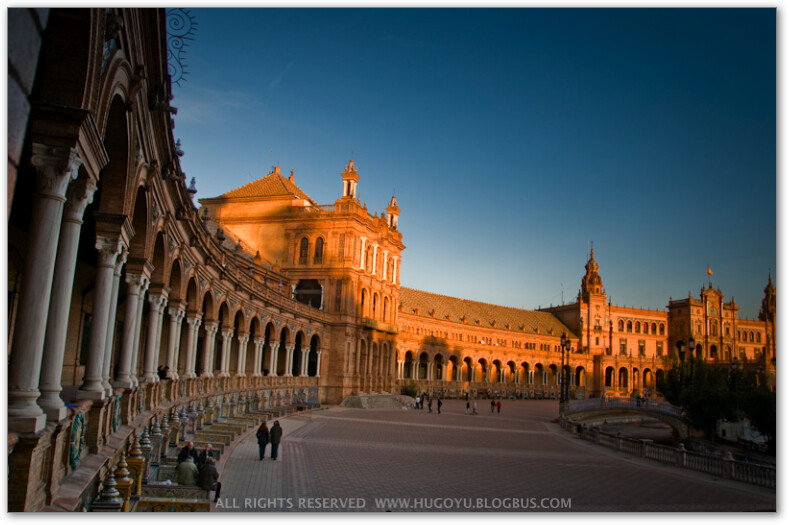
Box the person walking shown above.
[270,420,283,460]
[176,455,198,485]
[256,421,270,460]
[415,395,421,410]
[437,398,442,414]
[491,400,495,413]
[428,397,433,413]
[496,400,502,414]
[198,457,222,503]
[465,400,470,414]
[472,400,478,415]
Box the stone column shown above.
[269,342,279,376]
[287,345,296,377]
[359,237,367,270]
[9,145,81,432]
[182,314,202,378]
[201,321,218,377]
[411,361,417,380]
[302,348,310,376]
[129,279,150,387]
[77,236,124,400]
[165,306,186,379]
[113,273,148,389]
[141,292,167,383]
[102,248,127,396]
[236,334,249,376]
[150,292,168,382]
[252,337,265,376]
[219,329,233,377]
[316,350,322,378]
[38,176,97,421]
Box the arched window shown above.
[756,332,761,343]
[651,322,657,335]
[626,321,632,333]
[314,237,324,263]
[383,296,389,322]
[749,332,754,343]
[659,323,665,335]
[299,237,309,264]
[635,321,641,334]
[618,320,624,331]
[372,293,378,319]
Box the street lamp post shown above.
[676,340,686,388]
[560,332,568,412]
[687,336,696,387]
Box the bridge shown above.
[563,397,689,439]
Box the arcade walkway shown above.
[214,400,775,512]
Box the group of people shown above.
[256,420,283,460]
[413,392,443,414]
[156,365,170,380]
[176,441,221,502]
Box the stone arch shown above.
[262,321,276,375]
[358,338,368,378]
[521,362,531,385]
[360,287,369,317]
[605,366,615,388]
[492,359,503,382]
[618,367,629,390]
[291,330,305,376]
[478,358,489,383]
[149,231,168,287]
[229,309,247,376]
[96,96,132,215]
[433,352,445,380]
[404,350,415,379]
[575,366,586,387]
[307,334,320,377]
[462,356,474,382]
[418,351,429,380]
[277,325,291,376]
[534,363,545,385]
[127,185,150,260]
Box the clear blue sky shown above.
[172,8,776,319]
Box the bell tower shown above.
[579,244,608,354]
[581,244,604,300]
[386,195,400,230]
[341,159,359,200]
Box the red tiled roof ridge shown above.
[219,172,317,204]
[400,287,535,313]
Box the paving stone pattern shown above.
[216,400,776,512]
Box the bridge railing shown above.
[562,420,775,489]
[565,397,683,417]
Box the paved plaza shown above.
[214,400,776,512]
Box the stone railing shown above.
[566,397,683,417]
[561,420,775,489]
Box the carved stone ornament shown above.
[63,177,98,221]
[167,237,178,257]
[95,236,123,267]
[125,272,148,290]
[31,144,82,198]
[151,201,162,224]
[183,258,194,276]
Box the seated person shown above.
[197,443,215,468]
[177,441,199,464]
[198,456,221,503]
[175,456,198,485]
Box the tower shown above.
[580,245,608,354]
[341,159,359,199]
[386,195,400,230]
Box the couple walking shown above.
[256,420,283,460]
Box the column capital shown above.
[63,176,98,222]
[30,144,81,199]
[221,328,234,340]
[114,246,129,275]
[253,336,265,345]
[147,293,167,311]
[185,315,202,328]
[167,303,186,317]
[204,320,219,335]
[95,235,123,268]
[125,271,148,290]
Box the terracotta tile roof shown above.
[399,287,576,338]
[219,172,317,204]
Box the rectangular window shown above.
[595,337,600,346]
[656,341,664,357]
[638,340,646,357]
[619,339,627,356]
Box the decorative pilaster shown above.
[165,305,186,379]
[129,277,150,387]
[201,321,219,377]
[77,236,123,400]
[236,334,249,376]
[252,337,265,376]
[182,314,202,378]
[38,176,97,421]
[269,342,279,377]
[8,145,81,432]
[141,293,167,383]
[219,329,233,377]
[102,248,127,396]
